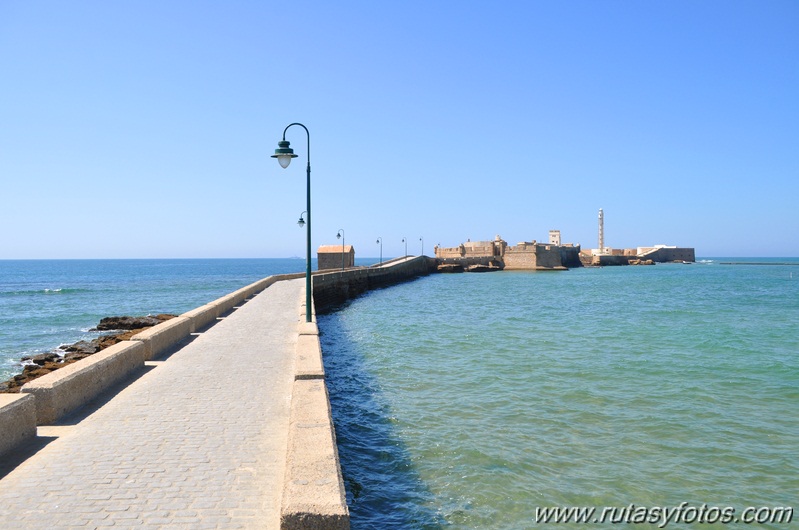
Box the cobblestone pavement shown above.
[0,278,302,529]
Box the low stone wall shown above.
[130,317,193,361]
[0,393,37,456]
[21,341,147,425]
[281,317,349,529]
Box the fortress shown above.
[435,232,582,271]
[434,211,695,271]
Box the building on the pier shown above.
[317,245,355,270]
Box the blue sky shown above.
[1,1,797,259]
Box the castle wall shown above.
[560,246,582,268]
[648,247,695,262]
[502,248,538,269]
[537,245,565,269]
[503,242,569,270]
[437,239,583,270]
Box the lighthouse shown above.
[598,208,604,254]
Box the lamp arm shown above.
[283,123,310,166]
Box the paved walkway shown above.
[0,278,303,529]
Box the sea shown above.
[317,258,799,529]
[2,258,797,528]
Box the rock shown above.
[31,352,61,365]
[1,313,176,393]
[437,263,464,273]
[64,352,91,362]
[92,314,175,331]
[61,340,101,355]
[23,367,54,378]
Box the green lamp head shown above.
[272,140,298,168]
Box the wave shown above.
[0,287,90,296]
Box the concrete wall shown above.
[0,394,36,456]
[21,341,146,425]
[281,317,349,529]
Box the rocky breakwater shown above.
[0,315,175,393]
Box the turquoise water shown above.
[319,260,799,528]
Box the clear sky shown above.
[1,1,797,259]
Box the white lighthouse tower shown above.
[598,208,605,254]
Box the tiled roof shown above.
[317,245,354,253]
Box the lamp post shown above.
[297,211,307,227]
[336,229,345,270]
[272,123,312,323]
[402,237,407,259]
[419,236,424,257]
[376,237,382,264]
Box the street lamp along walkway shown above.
[272,123,313,323]
[336,229,345,270]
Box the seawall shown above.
[312,256,437,311]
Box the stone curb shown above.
[295,335,325,381]
[281,287,349,529]
[280,379,349,530]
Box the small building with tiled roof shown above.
[317,244,355,270]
